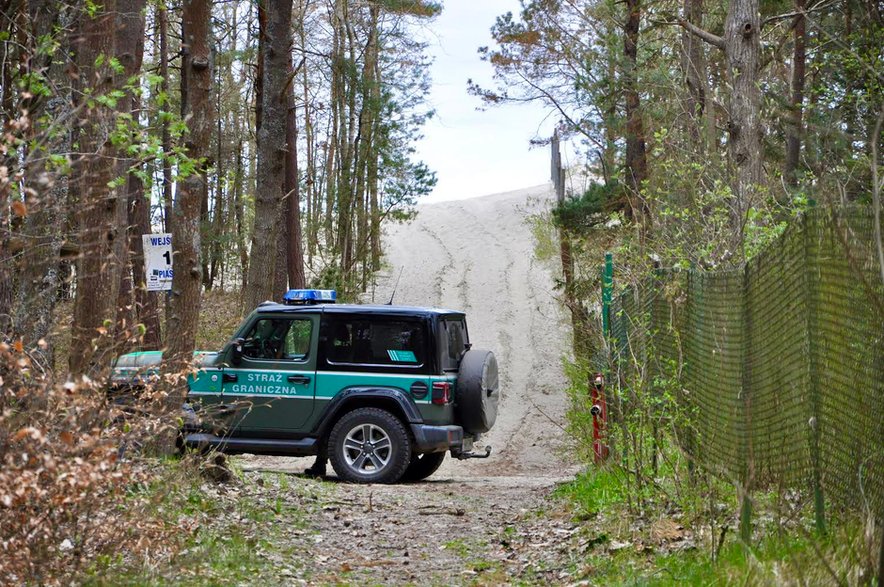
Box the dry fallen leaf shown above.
[650,518,684,543]
[11,200,26,217]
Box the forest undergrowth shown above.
[0,290,248,585]
[559,356,881,585]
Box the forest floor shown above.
[176,185,591,585]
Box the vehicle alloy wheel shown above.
[328,407,411,484]
[343,423,391,472]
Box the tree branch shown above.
[676,17,725,49]
[762,0,836,27]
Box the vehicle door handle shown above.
[287,375,311,385]
[222,373,238,383]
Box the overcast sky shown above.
[414,1,556,203]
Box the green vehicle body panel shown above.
[111,305,470,442]
[218,313,320,431]
[111,350,219,389]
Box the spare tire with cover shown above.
[456,349,500,434]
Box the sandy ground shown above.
[374,184,575,478]
[234,185,583,584]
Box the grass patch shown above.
[87,461,319,585]
[554,467,627,520]
[556,468,880,585]
[443,537,472,558]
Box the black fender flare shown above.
[312,387,424,440]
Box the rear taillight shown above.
[431,381,450,405]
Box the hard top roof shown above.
[255,302,465,318]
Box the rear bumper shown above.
[410,423,464,454]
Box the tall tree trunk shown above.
[623,0,649,229]
[70,1,122,378]
[324,3,340,248]
[11,0,69,369]
[784,0,806,187]
[724,0,762,244]
[296,6,316,264]
[353,6,378,286]
[243,0,293,312]
[114,0,146,352]
[273,206,289,296]
[159,5,173,234]
[233,138,248,286]
[163,0,212,395]
[209,60,224,290]
[286,58,306,289]
[128,149,163,349]
[681,0,707,149]
[0,8,17,339]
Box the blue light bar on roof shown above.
[282,289,337,305]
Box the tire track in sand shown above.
[377,186,576,478]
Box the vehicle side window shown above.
[322,317,426,368]
[441,318,468,371]
[242,318,312,361]
[282,320,312,360]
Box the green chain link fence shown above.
[608,206,884,525]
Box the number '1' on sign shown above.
[142,233,173,292]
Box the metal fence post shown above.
[602,252,613,338]
[804,210,826,535]
[740,263,754,544]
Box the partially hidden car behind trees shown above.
[111,290,500,484]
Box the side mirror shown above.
[231,338,244,366]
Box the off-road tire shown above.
[328,407,412,484]
[456,349,500,434]
[401,451,446,482]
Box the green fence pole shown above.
[740,492,753,543]
[804,211,826,535]
[602,252,613,339]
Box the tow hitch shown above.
[455,446,492,460]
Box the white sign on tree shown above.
[142,233,173,291]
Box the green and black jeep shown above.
[111,290,500,484]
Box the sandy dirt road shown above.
[235,186,582,585]
[374,185,574,478]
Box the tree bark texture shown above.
[623,0,649,227]
[164,0,212,384]
[70,1,123,378]
[724,0,762,243]
[159,5,173,234]
[11,0,70,368]
[784,0,806,187]
[681,0,708,148]
[243,0,293,311]
[113,0,146,352]
[286,65,306,290]
[127,158,163,349]
[352,6,378,287]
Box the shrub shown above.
[0,341,183,584]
